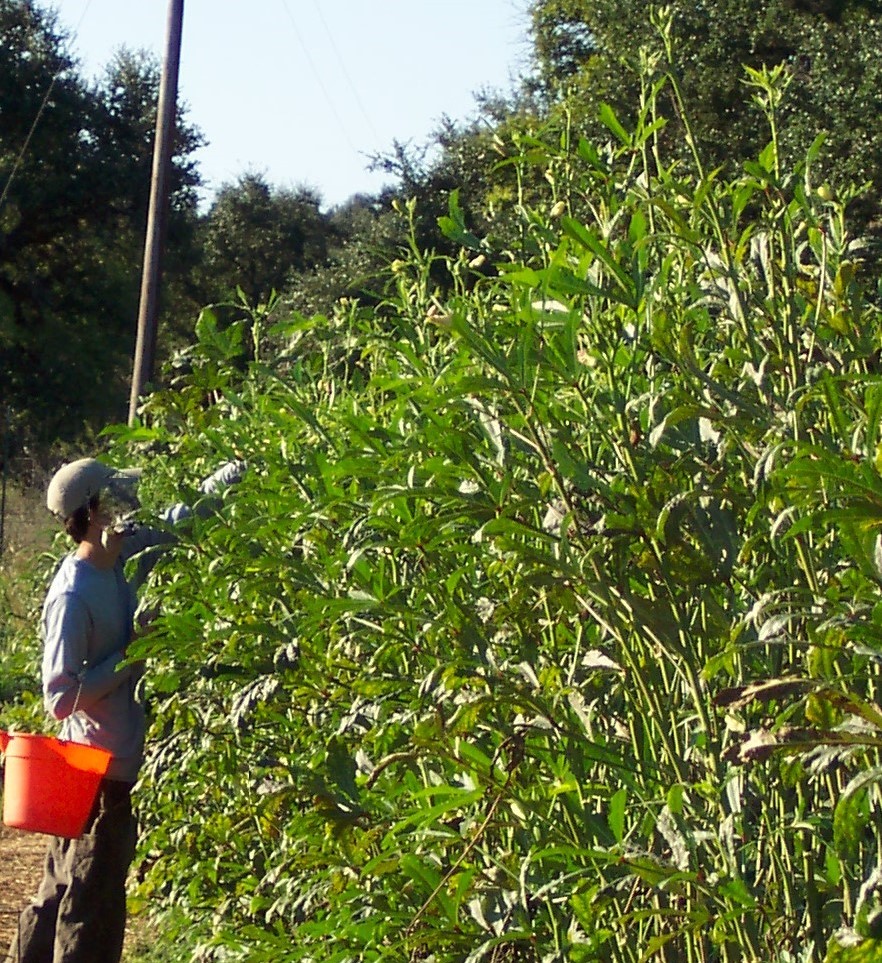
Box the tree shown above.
[95,48,203,222]
[527,0,596,90]
[96,48,205,358]
[526,0,882,229]
[363,91,539,281]
[196,174,333,311]
[0,0,202,448]
[286,191,402,318]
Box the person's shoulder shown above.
[43,560,86,619]
[46,554,99,597]
[47,553,76,587]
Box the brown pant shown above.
[6,781,136,963]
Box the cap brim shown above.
[113,468,142,482]
[104,468,142,504]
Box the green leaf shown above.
[438,188,482,250]
[667,784,686,816]
[628,209,648,245]
[648,404,717,449]
[551,437,593,489]
[598,102,631,146]
[547,265,610,299]
[719,877,757,908]
[560,219,635,305]
[834,785,871,861]
[399,854,456,922]
[842,766,882,803]
[640,932,681,961]
[806,132,826,165]
[759,141,777,173]
[150,670,182,693]
[326,736,359,802]
[577,137,609,172]
[608,787,627,843]
[865,382,882,456]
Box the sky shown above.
[48,0,533,210]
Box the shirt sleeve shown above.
[120,508,185,560]
[42,591,131,720]
[200,460,246,494]
[118,461,245,586]
[119,504,190,590]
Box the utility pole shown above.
[0,407,9,561]
[128,0,185,425]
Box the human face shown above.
[86,491,135,553]
[89,477,139,536]
[100,488,139,534]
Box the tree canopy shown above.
[527,0,882,229]
[196,174,332,309]
[0,0,202,447]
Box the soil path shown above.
[0,826,45,957]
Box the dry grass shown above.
[0,485,53,959]
[0,481,54,578]
[0,480,57,652]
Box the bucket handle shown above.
[0,663,87,757]
[71,660,87,717]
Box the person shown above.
[6,456,244,963]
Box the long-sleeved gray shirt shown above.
[42,552,146,782]
[41,462,245,783]
[41,510,189,782]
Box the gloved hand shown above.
[199,460,247,495]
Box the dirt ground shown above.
[0,825,46,957]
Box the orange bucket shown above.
[0,732,112,838]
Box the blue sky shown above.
[49,0,532,209]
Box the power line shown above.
[307,0,380,146]
[277,0,365,156]
[0,0,95,215]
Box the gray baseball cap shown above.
[46,458,141,519]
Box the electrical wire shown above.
[4,0,385,208]
[277,0,371,156]
[307,0,380,146]
[0,0,96,216]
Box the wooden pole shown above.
[128,0,185,425]
[0,407,9,560]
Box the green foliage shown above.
[0,0,202,447]
[195,174,333,310]
[0,532,64,735]
[825,939,882,963]
[526,0,882,236]
[1,23,876,962]
[284,192,404,318]
[93,50,882,963]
